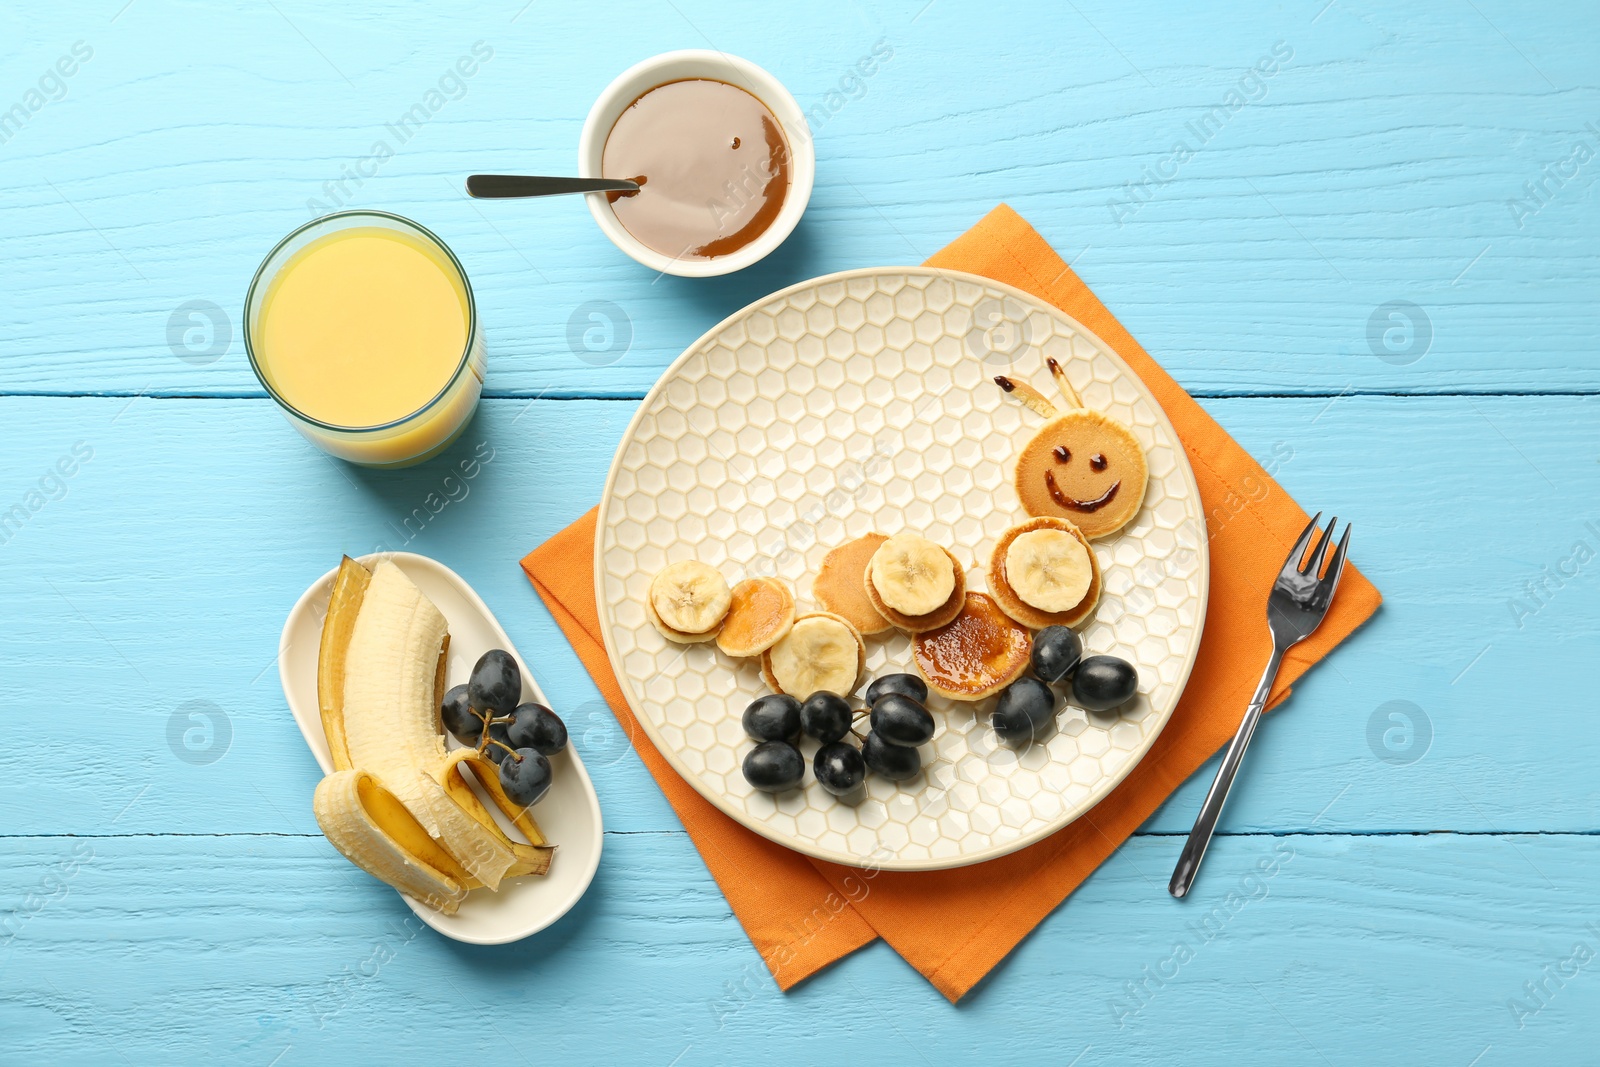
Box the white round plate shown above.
[595,268,1208,871]
[281,552,603,943]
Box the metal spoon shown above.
[465,175,640,199]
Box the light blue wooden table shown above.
[3,1,1597,1062]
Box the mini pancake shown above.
[715,577,796,657]
[812,533,892,636]
[912,593,1032,701]
[645,596,720,644]
[760,611,866,697]
[987,517,1103,630]
[863,546,967,633]
[1014,409,1147,539]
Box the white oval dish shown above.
[280,552,603,944]
[578,49,815,277]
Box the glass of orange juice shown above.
[244,211,485,468]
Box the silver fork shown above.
[1168,512,1352,898]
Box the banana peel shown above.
[435,748,549,848]
[314,770,468,914]
[415,770,554,888]
[317,556,370,772]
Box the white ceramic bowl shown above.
[578,50,815,277]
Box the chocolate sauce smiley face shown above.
[1013,410,1148,539]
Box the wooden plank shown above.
[0,831,1593,1061]
[1,393,1594,840]
[1,4,1598,398]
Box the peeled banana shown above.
[338,560,453,835]
[310,556,553,914]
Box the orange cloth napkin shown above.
[521,204,1382,1001]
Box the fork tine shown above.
[1301,515,1338,576]
[1282,512,1321,577]
[1319,523,1353,599]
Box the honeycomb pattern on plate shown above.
[596,269,1207,871]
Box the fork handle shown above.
[1168,647,1286,898]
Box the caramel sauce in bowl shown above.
[579,51,814,277]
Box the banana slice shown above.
[760,612,865,697]
[988,517,1103,629]
[645,598,718,644]
[869,534,957,617]
[339,561,452,836]
[648,561,732,639]
[313,770,468,915]
[863,539,967,633]
[715,577,795,657]
[1006,529,1093,612]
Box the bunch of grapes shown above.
[441,650,569,806]
[738,628,1143,798]
[739,673,936,798]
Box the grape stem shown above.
[482,737,521,762]
[469,709,516,752]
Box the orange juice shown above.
[246,212,484,468]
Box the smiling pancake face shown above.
[1013,410,1147,539]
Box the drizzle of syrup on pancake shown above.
[1044,471,1120,513]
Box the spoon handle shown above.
[464,175,639,199]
